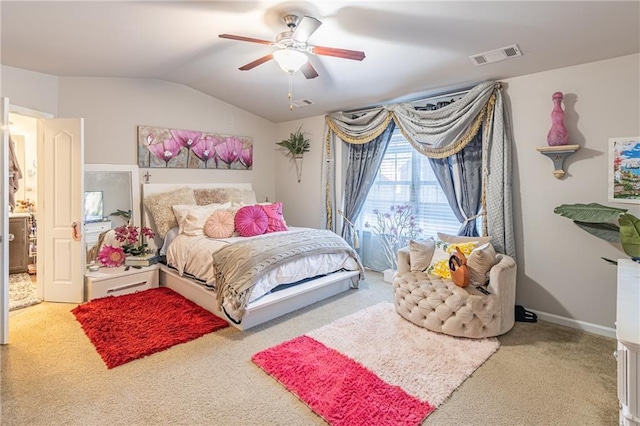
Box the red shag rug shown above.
[252,302,500,426]
[72,287,228,369]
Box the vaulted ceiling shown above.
[2,1,639,123]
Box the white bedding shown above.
[165,227,360,304]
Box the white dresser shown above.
[617,259,640,425]
[84,220,111,252]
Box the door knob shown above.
[71,222,82,241]
[8,233,15,242]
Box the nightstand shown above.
[85,264,159,300]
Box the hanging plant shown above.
[276,126,310,182]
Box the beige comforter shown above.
[213,229,364,322]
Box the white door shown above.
[0,98,9,344]
[39,118,84,303]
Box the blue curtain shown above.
[341,122,395,246]
[428,130,483,236]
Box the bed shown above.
[141,183,363,330]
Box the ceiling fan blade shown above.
[300,62,319,79]
[239,54,274,71]
[310,45,366,61]
[292,16,322,42]
[219,34,274,46]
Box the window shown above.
[356,128,460,270]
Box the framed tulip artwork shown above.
[137,125,253,170]
[608,136,640,204]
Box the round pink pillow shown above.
[203,209,235,239]
[234,205,268,237]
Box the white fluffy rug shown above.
[307,302,500,407]
[9,273,41,311]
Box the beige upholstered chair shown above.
[393,246,516,338]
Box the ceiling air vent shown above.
[469,44,522,66]
[292,99,315,108]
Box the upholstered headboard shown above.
[141,183,253,250]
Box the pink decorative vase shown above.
[547,92,569,146]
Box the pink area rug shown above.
[72,287,229,369]
[252,302,500,426]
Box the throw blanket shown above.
[213,229,364,323]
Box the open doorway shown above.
[8,112,39,313]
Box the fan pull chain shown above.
[288,72,293,111]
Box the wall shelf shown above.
[536,144,580,179]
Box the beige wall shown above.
[56,77,277,202]
[1,65,59,115]
[507,53,639,330]
[274,116,326,228]
[1,68,279,210]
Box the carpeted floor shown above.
[9,273,40,311]
[1,271,618,425]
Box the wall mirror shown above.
[84,164,141,229]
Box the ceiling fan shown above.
[219,14,366,79]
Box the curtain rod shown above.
[341,87,473,116]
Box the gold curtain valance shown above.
[324,82,498,158]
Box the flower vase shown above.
[546,91,569,146]
[293,155,304,183]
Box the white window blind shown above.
[356,128,460,270]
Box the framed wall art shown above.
[137,125,253,170]
[608,136,640,204]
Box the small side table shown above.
[85,264,159,300]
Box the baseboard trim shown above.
[529,309,616,339]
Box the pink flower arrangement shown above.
[113,225,155,257]
[97,245,126,268]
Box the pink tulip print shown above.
[215,136,243,168]
[146,138,183,167]
[170,129,202,149]
[192,135,223,167]
[240,145,253,169]
[137,125,252,170]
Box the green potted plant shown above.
[109,209,132,226]
[554,202,640,263]
[276,126,310,182]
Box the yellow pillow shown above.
[426,241,478,279]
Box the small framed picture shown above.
[609,136,640,204]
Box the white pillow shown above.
[173,203,231,236]
[409,238,436,272]
[466,243,498,285]
[172,204,199,227]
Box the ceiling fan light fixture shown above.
[273,49,308,74]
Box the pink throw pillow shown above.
[235,205,268,237]
[203,209,235,239]
[261,202,288,233]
